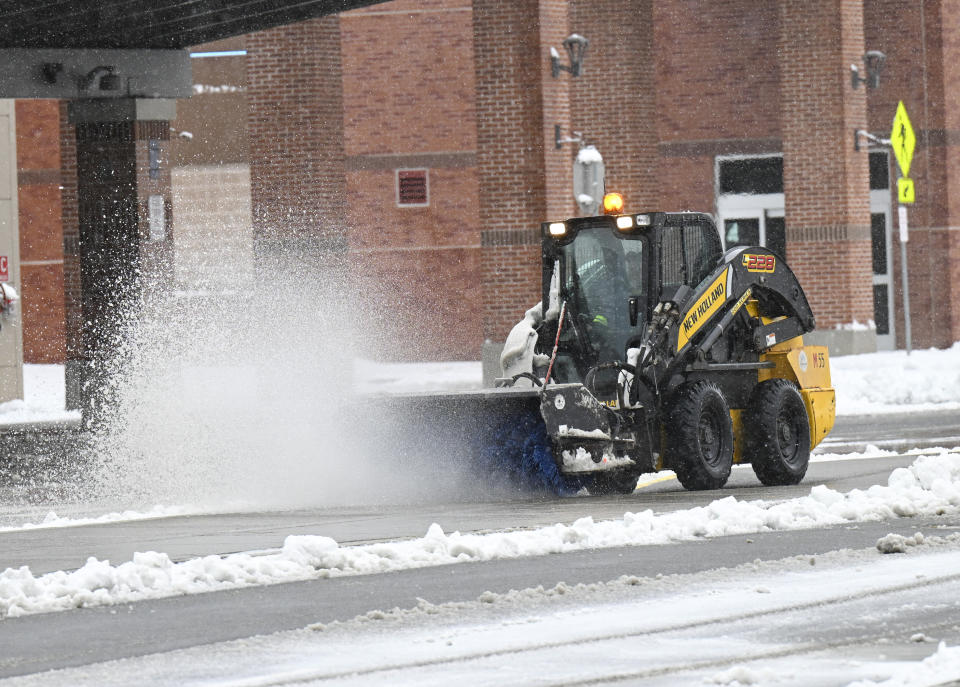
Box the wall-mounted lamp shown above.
[851,50,886,90]
[555,124,583,149]
[41,62,63,84]
[551,33,589,78]
[82,65,120,91]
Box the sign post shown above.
[890,100,916,354]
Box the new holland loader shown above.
[369,193,835,497]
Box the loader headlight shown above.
[635,214,651,226]
[548,222,567,237]
[616,215,634,231]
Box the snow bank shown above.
[847,642,960,687]
[0,364,79,425]
[832,342,960,414]
[2,450,960,619]
[0,505,188,534]
[353,359,481,393]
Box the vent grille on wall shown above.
[396,169,429,206]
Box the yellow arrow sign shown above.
[898,177,915,204]
[890,101,916,177]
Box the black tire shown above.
[665,381,734,490]
[743,379,811,486]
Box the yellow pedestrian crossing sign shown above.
[898,177,915,204]
[890,101,916,177]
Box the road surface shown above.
[0,409,956,679]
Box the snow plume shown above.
[4,451,960,618]
[81,252,467,511]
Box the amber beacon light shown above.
[602,192,624,214]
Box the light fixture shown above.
[554,124,584,149]
[851,50,886,90]
[41,62,63,84]
[551,34,589,78]
[82,66,120,91]
[602,192,624,215]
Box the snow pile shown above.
[0,364,79,425]
[848,642,960,686]
[0,505,188,533]
[2,451,960,618]
[832,342,960,414]
[876,531,925,554]
[353,359,481,393]
[709,665,777,685]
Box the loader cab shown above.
[541,211,722,392]
[541,214,651,389]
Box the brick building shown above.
[10,0,960,380]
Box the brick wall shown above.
[472,0,570,342]
[341,1,482,358]
[779,0,874,329]
[570,0,657,210]
[653,0,781,214]
[16,100,65,363]
[654,0,781,146]
[13,0,959,370]
[246,16,346,252]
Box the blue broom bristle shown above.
[475,409,582,497]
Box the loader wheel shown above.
[743,379,810,486]
[665,381,734,491]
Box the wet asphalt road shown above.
[0,409,956,677]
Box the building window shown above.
[718,156,783,195]
[869,151,890,190]
[396,169,429,206]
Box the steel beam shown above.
[0,49,190,99]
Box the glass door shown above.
[869,150,894,350]
[870,192,894,350]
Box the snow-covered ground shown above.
[2,448,960,620]
[831,342,960,415]
[0,364,79,425]
[6,535,960,686]
[3,342,959,425]
[1,347,959,685]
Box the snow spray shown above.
[82,251,482,512]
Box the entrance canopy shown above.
[0,0,386,98]
[0,1,384,49]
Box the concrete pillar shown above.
[473,0,573,350]
[570,0,657,209]
[63,99,174,416]
[0,100,23,402]
[779,0,876,354]
[246,16,346,267]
